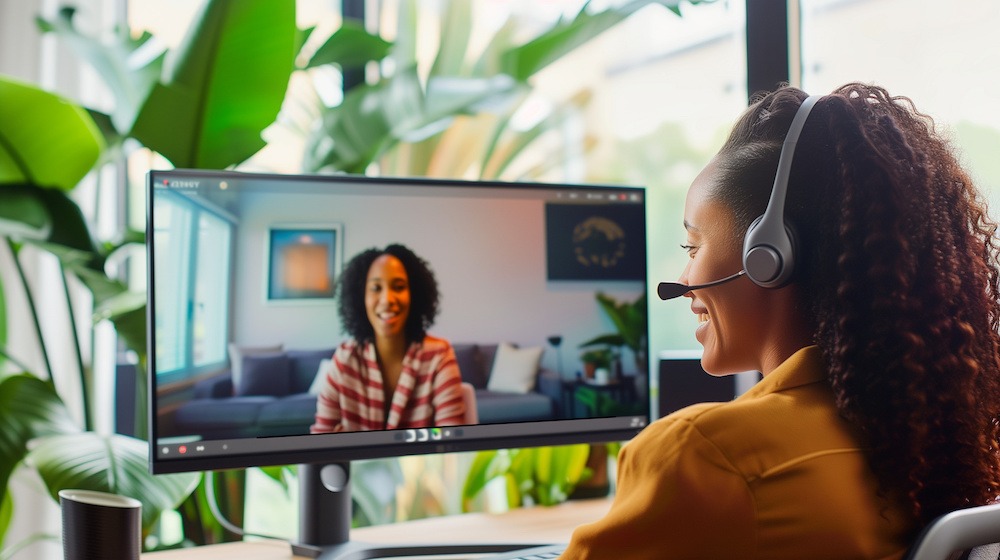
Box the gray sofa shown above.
[173,348,332,440]
[169,343,564,441]
[451,343,563,424]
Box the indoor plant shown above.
[580,292,649,375]
[0,75,200,557]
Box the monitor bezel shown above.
[146,168,650,475]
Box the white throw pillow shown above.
[309,358,334,395]
[486,343,544,394]
[228,343,283,394]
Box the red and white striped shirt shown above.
[310,336,466,433]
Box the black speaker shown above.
[60,489,141,560]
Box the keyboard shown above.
[482,544,566,559]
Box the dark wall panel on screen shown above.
[544,202,645,281]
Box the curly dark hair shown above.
[336,244,440,345]
[712,83,1000,526]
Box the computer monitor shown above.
[146,169,650,558]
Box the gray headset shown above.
[656,94,822,301]
[742,94,822,288]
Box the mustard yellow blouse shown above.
[562,346,914,560]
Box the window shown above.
[800,0,1000,208]
[153,190,233,382]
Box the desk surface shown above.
[142,497,612,559]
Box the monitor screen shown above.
[147,169,650,474]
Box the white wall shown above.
[231,190,644,378]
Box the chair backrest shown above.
[461,382,479,425]
[905,503,1000,560]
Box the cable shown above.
[203,471,322,557]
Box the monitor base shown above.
[297,462,548,559]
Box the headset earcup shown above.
[743,215,797,289]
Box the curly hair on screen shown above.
[336,244,440,344]
[712,83,1000,526]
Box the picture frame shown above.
[264,223,343,304]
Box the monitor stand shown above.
[294,462,546,560]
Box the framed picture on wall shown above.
[265,223,343,304]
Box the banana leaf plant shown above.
[461,445,592,512]
[0,76,200,555]
[303,0,705,180]
[29,0,401,546]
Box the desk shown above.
[141,497,612,559]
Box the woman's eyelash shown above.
[680,244,697,252]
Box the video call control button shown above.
[405,430,417,443]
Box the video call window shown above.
[151,175,648,446]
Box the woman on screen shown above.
[563,84,1000,559]
[311,244,466,433]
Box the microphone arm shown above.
[656,270,746,301]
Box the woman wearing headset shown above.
[563,84,1000,559]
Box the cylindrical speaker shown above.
[60,489,141,560]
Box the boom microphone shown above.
[656,270,746,300]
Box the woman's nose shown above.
[380,289,396,306]
[677,258,692,285]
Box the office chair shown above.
[904,503,1000,560]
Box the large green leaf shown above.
[304,68,519,173]
[351,460,403,527]
[131,0,296,169]
[0,273,5,373]
[85,109,128,169]
[392,0,418,68]
[471,18,518,78]
[37,7,165,133]
[500,0,691,82]
[0,487,10,551]
[0,75,103,190]
[304,20,392,70]
[0,185,50,241]
[429,0,471,77]
[461,450,507,510]
[35,187,101,256]
[104,304,147,365]
[0,375,80,529]
[27,433,200,531]
[480,97,573,180]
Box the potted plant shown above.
[580,292,648,376]
[580,347,613,381]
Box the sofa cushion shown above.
[257,393,319,427]
[238,353,291,397]
[287,348,336,394]
[309,359,333,395]
[486,343,543,394]
[479,344,499,383]
[452,344,485,389]
[174,396,273,429]
[229,343,283,394]
[474,390,554,424]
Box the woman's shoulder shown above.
[335,339,368,360]
[417,335,453,352]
